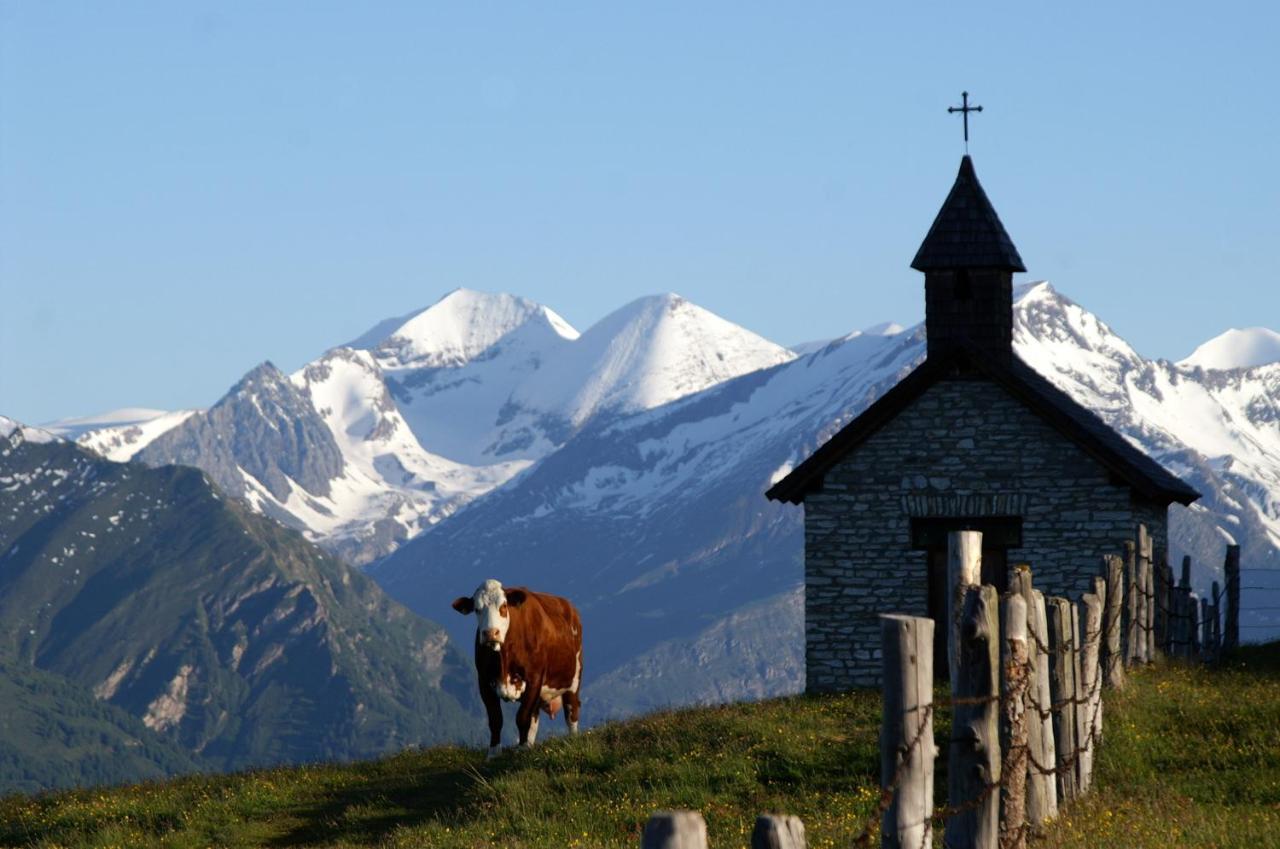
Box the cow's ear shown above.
[451,597,474,615]
[505,589,528,608]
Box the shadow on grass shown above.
[264,752,509,848]
[1222,643,1280,677]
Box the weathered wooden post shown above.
[1102,555,1125,689]
[1178,556,1193,658]
[1153,550,1167,655]
[1010,568,1049,826]
[642,811,707,849]
[1200,596,1211,660]
[949,531,983,682]
[1079,593,1103,792]
[752,815,806,849]
[1070,603,1088,791]
[1224,545,1240,651]
[949,584,1000,849]
[1124,540,1140,666]
[880,614,935,849]
[999,593,1029,849]
[1046,597,1077,803]
[1189,592,1201,656]
[1139,525,1155,663]
[1210,581,1221,656]
[1029,590,1057,822]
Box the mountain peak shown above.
[353,290,579,371]
[228,362,289,395]
[0,415,58,446]
[1179,327,1280,371]
[513,293,796,426]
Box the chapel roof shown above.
[910,156,1027,272]
[765,346,1201,507]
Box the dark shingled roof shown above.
[765,347,1201,507]
[911,156,1027,272]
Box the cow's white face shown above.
[452,579,525,652]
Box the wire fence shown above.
[639,533,1253,849]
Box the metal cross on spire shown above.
[948,91,983,151]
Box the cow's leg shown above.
[565,649,582,734]
[516,686,541,748]
[480,680,503,759]
[563,689,581,735]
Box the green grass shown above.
[1036,644,1280,849]
[2,645,1276,849]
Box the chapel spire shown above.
[913,156,1025,364]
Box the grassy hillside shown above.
[1036,643,1280,849]
[2,646,1275,848]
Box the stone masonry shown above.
[803,376,1168,692]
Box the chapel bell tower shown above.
[911,155,1026,365]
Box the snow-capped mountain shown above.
[373,282,1280,718]
[510,293,796,428]
[1179,327,1280,371]
[0,416,57,445]
[74,288,796,564]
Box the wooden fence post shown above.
[1189,592,1201,656]
[752,815,806,849]
[949,531,983,683]
[1153,550,1167,655]
[1139,525,1155,663]
[1224,545,1240,651]
[949,584,1000,849]
[1210,581,1221,657]
[1078,593,1103,792]
[1124,541,1139,666]
[1102,555,1125,689]
[1178,556,1193,658]
[1071,603,1088,791]
[1029,590,1057,822]
[1046,597,1078,803]
[1010,569,1050,826]
[1200,596,1211,660]
[880,614,935,849]
[642,811,707,849]
[999,593,1029,849]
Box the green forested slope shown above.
[0,427,478,784]
[0,652,204,796]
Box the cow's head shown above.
[452,579,527,652]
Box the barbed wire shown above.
[854,542,1248,848]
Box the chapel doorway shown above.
[912,517,1021,681]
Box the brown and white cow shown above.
[452,579,582,758]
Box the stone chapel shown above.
[766,155,1200,691]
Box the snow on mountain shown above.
[373,293,581,466]
[1179,327,1280,371]
[43,408,169,439]
[0,416,57,445]
[1014,282,1280,560]
[282,346,533,561]
[375,281,1280,719]
[357,288,579,370]
[791,321,906,356]
[48,409,200,462]
[85,289,793,565]
[512,293,797,428]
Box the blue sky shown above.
[2,2,1277,424]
